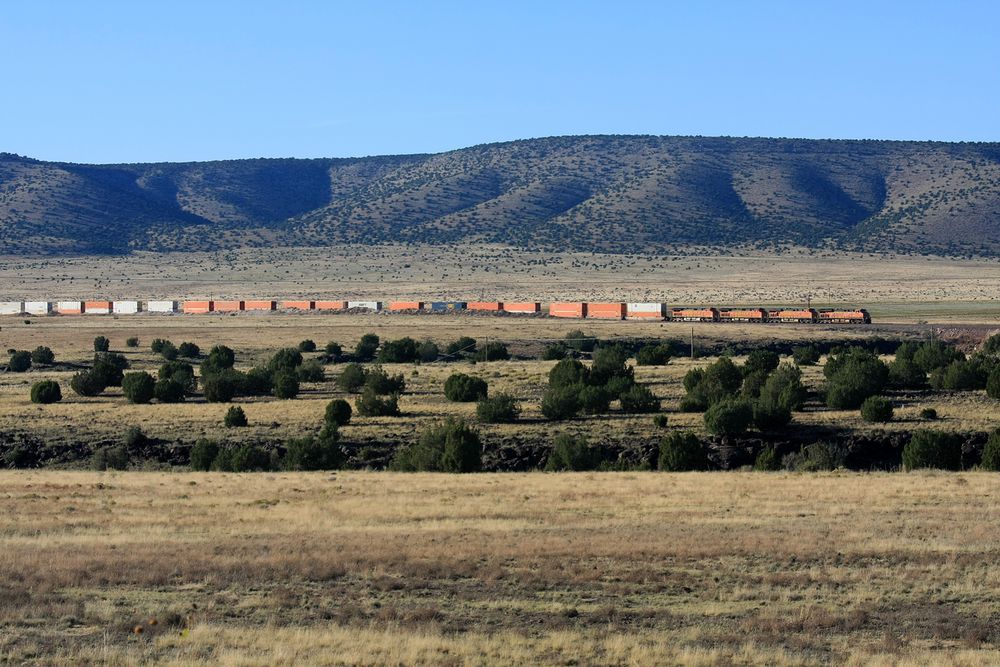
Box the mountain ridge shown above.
[2,134,999,256]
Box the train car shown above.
[818,309,871,324]
[314,300,347,310]
[279,300,314,310]
[84,301,113,315]
[767,308,818,323]
[502,302,541,314]
[467,302,502,312]
[147,300,179,313]
[347,301,382,311]
[387,301,424,311]
[670,307,719,322]
[0,302,24,315]
[214,300,244,312]
[718,308,767,323]
[244,300,276,311]
[113,300,141,314]
[24,301,53,315]
[626,303,666,320]
[56,301,85,314]
[587,302,626,320]
[429,301,467,312]
[183,300,214,314]
[549,302,587,318]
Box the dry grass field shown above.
[3,246,1000,322]
[1,470,999,666]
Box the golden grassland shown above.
[3,245,1000,322]
[1,470,999,665]
[2,315,999,456]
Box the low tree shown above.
[753,446,781,471]
[541,384,582,420]
[159,360,196,392]
[417,340,440,362]
[324,399,353,426]
[93,336,110,352]
[336,363,368,393]
[564,330,597,353]
[704,399,753,436]
[268,348,304,373]
[355,333,380,362]
[126,337,140,348]
[30,346,55,365]
[445,336,476,357]
[213,444,272,472]
[658,432,709,471]
[378,337,419,363]
[202,369,242,403]
[860,396,894,423]
[392,419,481,472]
[474,342,510,362]
[272,371,300,399]
[444,373,488,402]
[283,430,342,471]
[204,344,236,371]
[70,370,106,396]
[122,371,156,404]
[476,393,520,423]
[355,386,400,417]
[981,430,1000,471]
[8,350,31,372]
[791,345,820,366]
[159,341,179,361]
[902,430,963,471]
[743,349,780,377]
[178,342,200,358]
[93,352,129,387]
[298,339,317,353]
[365,366,405,394]
[545,434,599,471]
[30,380,61,404]
[636,343,672,366]
[92,445,129,471]
[224,406,248,427]
[150,338,170,354]
[577,385,611,414]
[297,360,325,382]
[154,378,186,403]
[189,438,220,471]
[619,384,660,414]
[325,341,343,359]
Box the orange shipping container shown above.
[183,301,214,314]
[388,301,424,311]
[467,302,502,311]
[314,300,347,311]
[84,300,113,314]
[503,302,541,314]
[280,300,315,310]
[587,302,626,320]
[244,300,276,311]
[549,302,587,318]
[214,300,244,312]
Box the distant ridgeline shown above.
[1,135,1000,256]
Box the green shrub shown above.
[324,399,353,426]
[355,333,380,362]
[122,371,156,404]
[159,360,196,391]
[658,432,708,471]
[703,399,753,436]
[224,406,248,428]
[124,425,147,450]
[70,370,106,396]
[564,330,597,352]
[740,370,769,399]
[541,385,582,420]
[126,337,139,348]
[860,396,894,423]
[417,340,440,362]
[240,367,273,396]
[589,346,632,386]
[336,363,368,393]
[154,378,186,403]
[604,374,635,398]
[8,351,31,372]
[213,444,273,472]
[902,430,963,471]
[445,336,476,357]
[202,369,242,402]
[205,345,236,371]
[150,338,170,354]
[159,341,179,361]
[325,341,343,358]
[988,369,1000,399]
[752,400,791,431]
[268,348,304,372]
[93,336,110,352]
[298,339,317,353]
[783,443,845,471]
[392,419,481,472]
[272,371,300,399]
[653,414,669,428]
[928,360,986,391]
[824,348,888,409]
[619,384,660,414]
[476,393,520,423]
[753,446,781,471]
[920,407,938,420]
[378,337,419,363]
[444,373,488,402]
[283,430,342,470]
[30,346,54,365]
[791,345,820,366]
[356,387,400,417]
[548,358,589,389]
[30,380,61,404]
[912,340,963,373]
[189,438,220,470]
[365,366,405,395]
[577,385,611,414]
[635,344,672,366]
[682,357,743,410]
[92,445,128,471]
[297,360,325,382]
[178,342,200,358]
[93,352,129,387]
[474,342,510,362]
[981,334,1000,356]
[545,434,599,471]
[981,431,1000,471]
[743,349,779,377]
[542,343,569,360]
[888,358,927,389]
[758,363,807,412]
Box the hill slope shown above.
[2,136,999,256]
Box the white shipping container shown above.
[147,300,179,313]
[113,300,141,314]
[57,301,85,313]
[347,301,382,311]
[24,301,52,315]
[0,301,24,315]
[627,302,665,312]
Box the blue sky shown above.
[2,1,998,163]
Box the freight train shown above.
[0,299,871,323]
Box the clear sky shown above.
[2,1,998,163]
